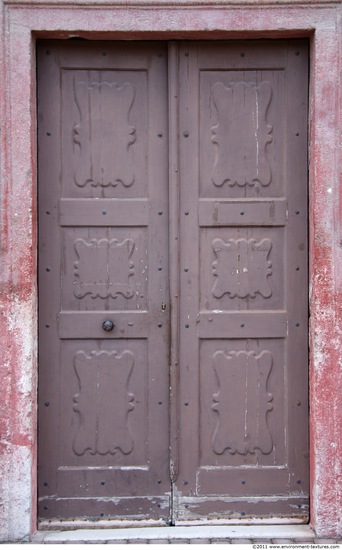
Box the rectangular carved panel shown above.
[200,227,284,311]
[199,339,286,468]
[60,340,148,467]
[200,69,285,199]
[73,237,136,300]
[62,227,148,311]
[73,79,137,189]
[211,81,273,188]
[212,237,273,300]
[62,69,148,199]
[212,349,274,456]
[73,350,136,457]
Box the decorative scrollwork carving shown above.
[212,350,274,455]
[73,238,135,300]
[211,237,273,299]
[73,350,135,456]
[73,78,136,188]
[211,81,273,188]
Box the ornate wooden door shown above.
[38,39,309,525]
[38,42,171,522]
[174,41,309,522]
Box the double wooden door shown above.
[38,40,309,525]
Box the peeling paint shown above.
[0,446,33,541]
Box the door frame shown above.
[0,0,341,540]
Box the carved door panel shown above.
[38,42,170,522]
[175,41,309,521]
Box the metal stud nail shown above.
[184,402,189,406]
[296,210,300,215]
[102,211,107,215]
[46,267,51,272]
[297,479,302,484]
[157,480,162,484]
[158,133,163,138]
[184,267,189,272]
[240,52,245,57]
[185,323,189,328]
[47,132,51,136]
[240,211,245,215]
[158,267,162,271]
[295,51,300,56]
[240,323,245,328]
[185,211,189,216]
[158,323,162,328]
[183,131,189,138]
[184,480,189,485]
[45,324,50,328]
[158,401,163,405]
[101,481,105,485]
[295,322,300,327]
[102,320,114,332]
[184,52,189,57]
[44,482,48,486]
[45,401,49,407]
[158,211,163,215]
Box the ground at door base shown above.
[28,525,342,544]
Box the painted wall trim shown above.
[3,0,342,5]
[0,0,341,541]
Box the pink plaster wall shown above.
[0,0,341,541]
[308,23,342,537]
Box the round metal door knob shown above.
[102,320,115,332]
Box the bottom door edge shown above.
[173,517,309,526]
[38,518,169,531]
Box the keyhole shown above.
[161,302,167,312]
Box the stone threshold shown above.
[32,524,316,543]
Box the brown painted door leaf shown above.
[175,40,309,521]
[38,42,171,521]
